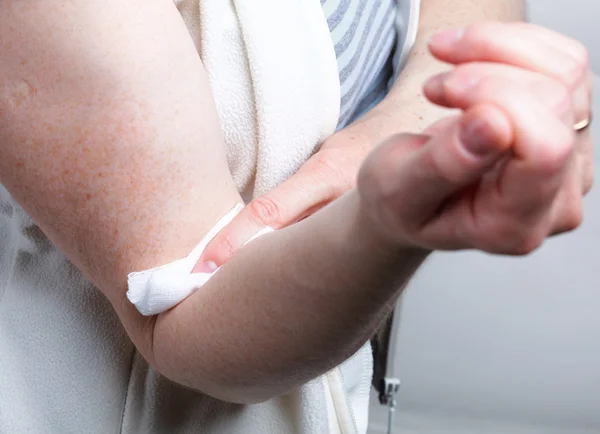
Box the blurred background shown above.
[368,1,600,433]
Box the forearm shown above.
[153,190,428,403]
[353,0,527,139]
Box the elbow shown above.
[200,383,284,406]
[150,324,284,405]
[152,357,282,405]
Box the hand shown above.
[197,21,593,270]
[359,22,593,254]
[195,124,371,271]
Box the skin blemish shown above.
[3,79,37,109]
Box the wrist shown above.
[343,189,430,259]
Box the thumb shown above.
[370,104,513,227]
[195,155,343,271]
[405,104,513,220]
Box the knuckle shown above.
[491,219,546,256]
[569,42,590,81]
[442,66,488,100]
[444,64,481,94]
[477,76,496,94]
[419,145,455,183]
[467,75,501,101]
[546,80,572,117]
[217,235,237,262]
[507,223,547,256]
[440,73,458,98]
[558,197,584,232]
[562,207,583,232]
[557,50,588,89]
[462,22,495,50]
[512,235,545,256]
[249,196,283,226]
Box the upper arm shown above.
[0,0,241,360]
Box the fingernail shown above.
[430,28,465,48]
[423,72,450,96]
[424,72,479,99]
[196,261,218,273]
[459,116,494,157]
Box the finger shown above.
[426,71,575,217]
[578,130,595,195]
[425,70,574,130]
[425,67,592,202]
[508,22,593,121]
[548,156,584,235]
[428,22,592,122]
[428,22,589,83]
[548,131,593,235]
[193,205,271,272]
[362,104,513,230]
[423,62,566,111]
[196,150,350,269]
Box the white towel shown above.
[127,1,421,433]
[191,0,341,200]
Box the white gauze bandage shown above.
[127,204,273,316]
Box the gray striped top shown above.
[321,0,398,129]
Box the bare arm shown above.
[352,0,527,141]
[0,0,243,357]
[0,0,425,404]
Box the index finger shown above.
[428,22,589,84]
[429,22,593,128]
[195,156,343,270]
[194,206,270,272]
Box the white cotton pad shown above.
[127,204,273,316]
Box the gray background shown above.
[368,1,600,433]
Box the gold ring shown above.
[574,113,592,132]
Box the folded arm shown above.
[0,0,425,404]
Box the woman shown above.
[0,1,592,433]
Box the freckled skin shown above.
[0,0,241,360]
